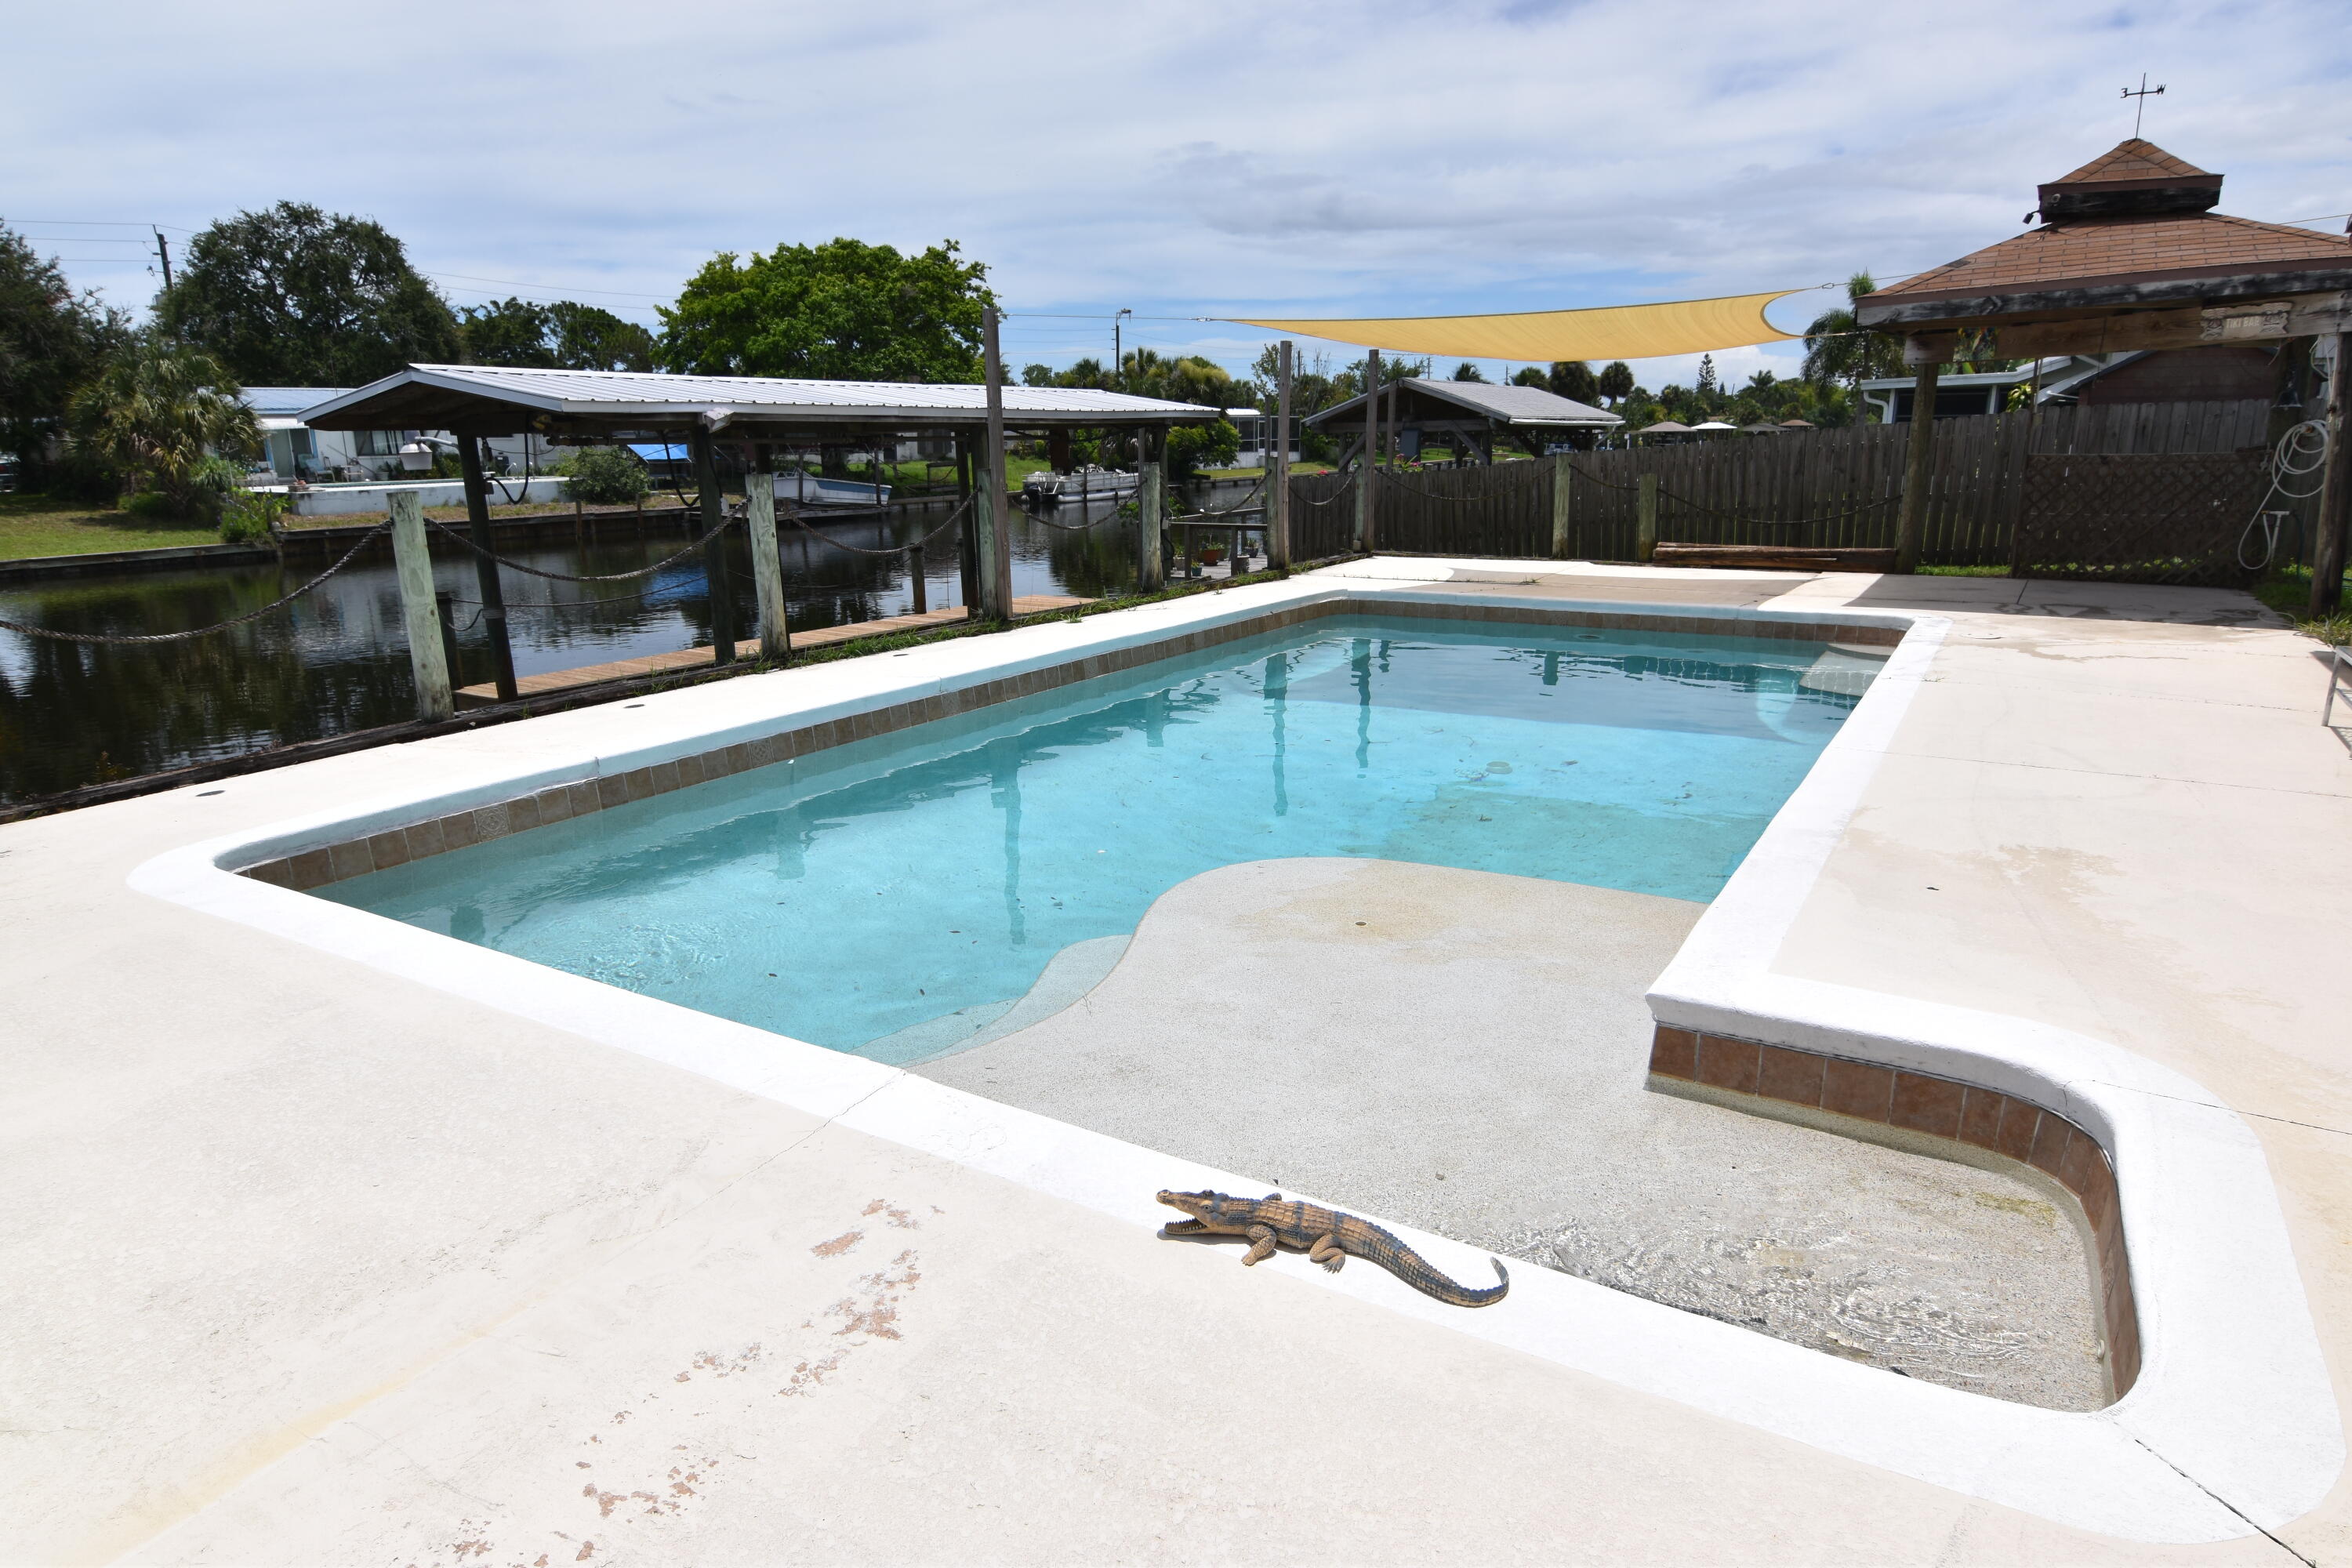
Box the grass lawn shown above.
[0,493,225,561]
[2253,564,2352,644]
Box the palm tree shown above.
[68,336,258,515]
[1802,273,1903,393]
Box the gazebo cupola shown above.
[2033,139,2222,222]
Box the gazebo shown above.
[301,363,1221,702]
[1857,140,2352,600]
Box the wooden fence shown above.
[1290,398,2277,568]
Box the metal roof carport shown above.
[299,365,1224,705]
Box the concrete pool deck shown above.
[4,559,2349,1563]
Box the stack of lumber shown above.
[1651,543,1899,573]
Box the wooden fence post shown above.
[1551,452,1573,559]
[1356,348,1381,553]
[389,490,452,720]
[1636,472,1658,562]
[1895,362,1942,574]
[1269,340,1293,569]
[744,463,792,662]
[2311,332,2350,615]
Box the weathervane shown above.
[2122,74,2165,137]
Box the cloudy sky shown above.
[9,0,2348,392]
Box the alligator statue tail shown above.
[1352,1221,1511,1308]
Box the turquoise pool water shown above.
[323,614,1869,1058]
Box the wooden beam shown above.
[1356,349,1380,553]
[1894,362,1940,574]
[1270,340,1293,570]
[1903,292,2352,364]
[456,434,519,701]
[2314,332,2350,616]
[690,427,734,666]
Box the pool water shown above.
[323,615,1869,1058]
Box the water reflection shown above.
[0,501,1144,801]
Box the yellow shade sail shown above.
[1225,289,1802,363]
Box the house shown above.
[1857,349,2284,423]
[241,387,539,481]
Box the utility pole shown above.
[1115,308,1132,390]
[151,229,173,292]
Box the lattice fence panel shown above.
[2010,452,2271,586]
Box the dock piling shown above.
[745,460,792,663]
[1138,430,1165,593]
[389,490,453,721]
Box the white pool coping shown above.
[127,569,2339,1545]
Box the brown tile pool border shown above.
[1649,1024,2140,1397]
[236,594,1900,895]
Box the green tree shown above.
[458,298,556,366]
[459,297,655,370]
[659,238,993,382]
[1802,273,1902,393]
[67,336,260,516]
[1451,361,1486,382]
[1596,361,1635,406]
[547,301,656,371]
[154,202,460,386]
[0,223,130,480]
[1548,361,1601,405]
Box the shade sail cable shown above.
[1222,289,1803,362]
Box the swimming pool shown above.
[321,613,1871,1058]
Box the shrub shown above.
[216,486,285,543]
[554,444,648,504]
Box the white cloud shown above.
[8,0,2347,383]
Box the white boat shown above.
[777,468,891,506]
[1022,465,1140,502]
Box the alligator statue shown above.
[1156,1189,1509,1308]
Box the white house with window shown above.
[241,388,540,481]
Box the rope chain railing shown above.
[782,494,973,554]
[1374,463,1548,504]
[0,522,392,645]
[1171,468,1270,521]
[427,513,738,583]
[1289,473,1359,510]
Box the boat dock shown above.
[455,594,1093,708]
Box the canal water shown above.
[0,502,1145,803]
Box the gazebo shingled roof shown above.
[1857,139,2352,358]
